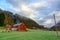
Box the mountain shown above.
[14,14,44,29]
[0,9,44,29]
[50,22,60,31]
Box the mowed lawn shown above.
[0,29,60,40]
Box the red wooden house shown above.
[17,23,26,31]
[6,23,26,31]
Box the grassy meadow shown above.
[0,29,60,40]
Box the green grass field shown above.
[0,29,60,40]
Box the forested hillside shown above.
[0,9,44,29]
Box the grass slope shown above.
[0,29,60,40]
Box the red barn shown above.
[17,23,26,31]
[6,23,26,31]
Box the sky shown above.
[0,0,60,28]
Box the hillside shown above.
[14,14,44,29]
[0,9,44,29]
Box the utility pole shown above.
[53,14,59,37]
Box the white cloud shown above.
[7,0,52,17]
[55,11,60,17]
[44,19,52,24]
[29,1,49,8]
[20,4,33,14]
[55,11,60,22]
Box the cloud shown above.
[7,0,49,17]
[21,5,32,12]
[44,19,52,24]
[28,1,49,8]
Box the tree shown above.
[4,11,14,26]
[0,13,5,26]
